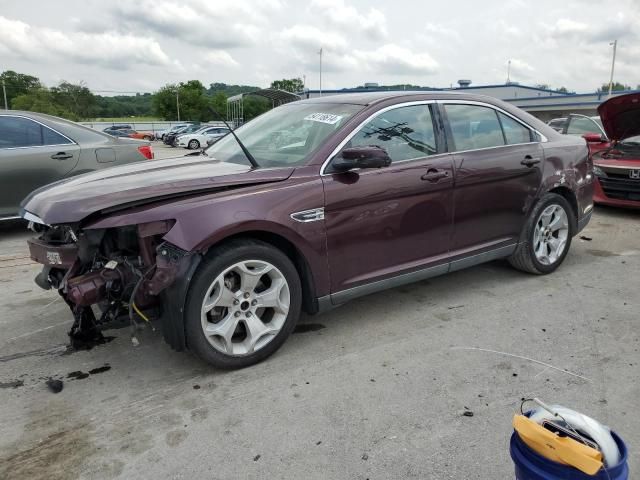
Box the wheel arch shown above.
[547,186,579,231]
[202,230,320,315]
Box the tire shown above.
[509,193,575,274]
[184,239,302,369]
[188,139,200,150]
[143,135,152,141]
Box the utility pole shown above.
[506,59,511,84]
[318,47,323,96]
[608,40,617,97]
[176,89,180,121]
[2,79,7,110]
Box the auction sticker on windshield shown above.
[304,113,343,125]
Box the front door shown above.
[441,103,543,255]
[322,103,454,296]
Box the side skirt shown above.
[316,243,517,313]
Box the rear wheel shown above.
[184,239,302,369]
[509,193,574,274]
[143,135,152,141]
[188,139,200,150]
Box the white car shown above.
[176,126,231,149]
[155,123,192,140]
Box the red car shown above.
[572,93,640,208]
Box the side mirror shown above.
[331,145,392,172]
[582,132,606,143]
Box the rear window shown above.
[445,104,505,151]
[0,116,72,148]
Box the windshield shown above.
[205,103,362,167]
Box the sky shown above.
[0,0,639,95]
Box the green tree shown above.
[534,84,550,90]
[51,81,96,119]
[11,89,75,119]
[243,96,271,121]
[598,82,630,92]
[153,80,211,121]
[556,86,569,93]
[270,78,304,93]
[0,70,41,108]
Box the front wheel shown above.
[188,139,200,150]
[509,193,575,274]
[184,239,302,369]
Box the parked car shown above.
[547,117,567,132]
[21,92,593,368]
[176,126,230,149]
[164,124,203,146]
[155,123,192,141]
[561,114,607,138]
[103,128,154,141]
[0,111,153,220]
[102,125,132,132]
[103,128,134,138]
[584,93,640,208]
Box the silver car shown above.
[0,111,154,220]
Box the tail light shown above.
[138,145,154,160]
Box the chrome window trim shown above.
[320,99,548,175]
[0,114,76,150]
[320,100,437,176]
[436,99,548,144]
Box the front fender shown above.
[84,172,330,297]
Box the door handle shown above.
[51,152,73,160]
[421,169,449,182]
[521,156,541,167]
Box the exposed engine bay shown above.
[27,221,190,349]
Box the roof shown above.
[293,90,499,106]
[227,88,300,104]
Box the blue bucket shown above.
[510,427,629,480]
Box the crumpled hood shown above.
[21,155,294,225]
[597,92,640,141]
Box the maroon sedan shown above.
[21,92,593,369]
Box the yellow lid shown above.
[513,414,603,475]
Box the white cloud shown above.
[281,25,349,53]
[309,0,388,39]
[508,58,534,77]
[354,44,439,76]
[112,0,281,49]
[0,16,171,68]
[204,51,239,67]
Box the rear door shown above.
[0,115,80,217]
[440,102,543,257]
[322,102,454,295]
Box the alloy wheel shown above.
[200,260,290,356]
[533,204,569,265]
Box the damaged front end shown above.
[27,219,197,350]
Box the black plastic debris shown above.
[579,236,592,241]
[0,379,24,389]
[46,378,63,393]
[67,371,89,380]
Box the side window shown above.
[444,104,504,151]
[498,112,532,144]
[567,116,602,135]
[42,125,72,146]
[0,116,43,148]
[347,104,436,162]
